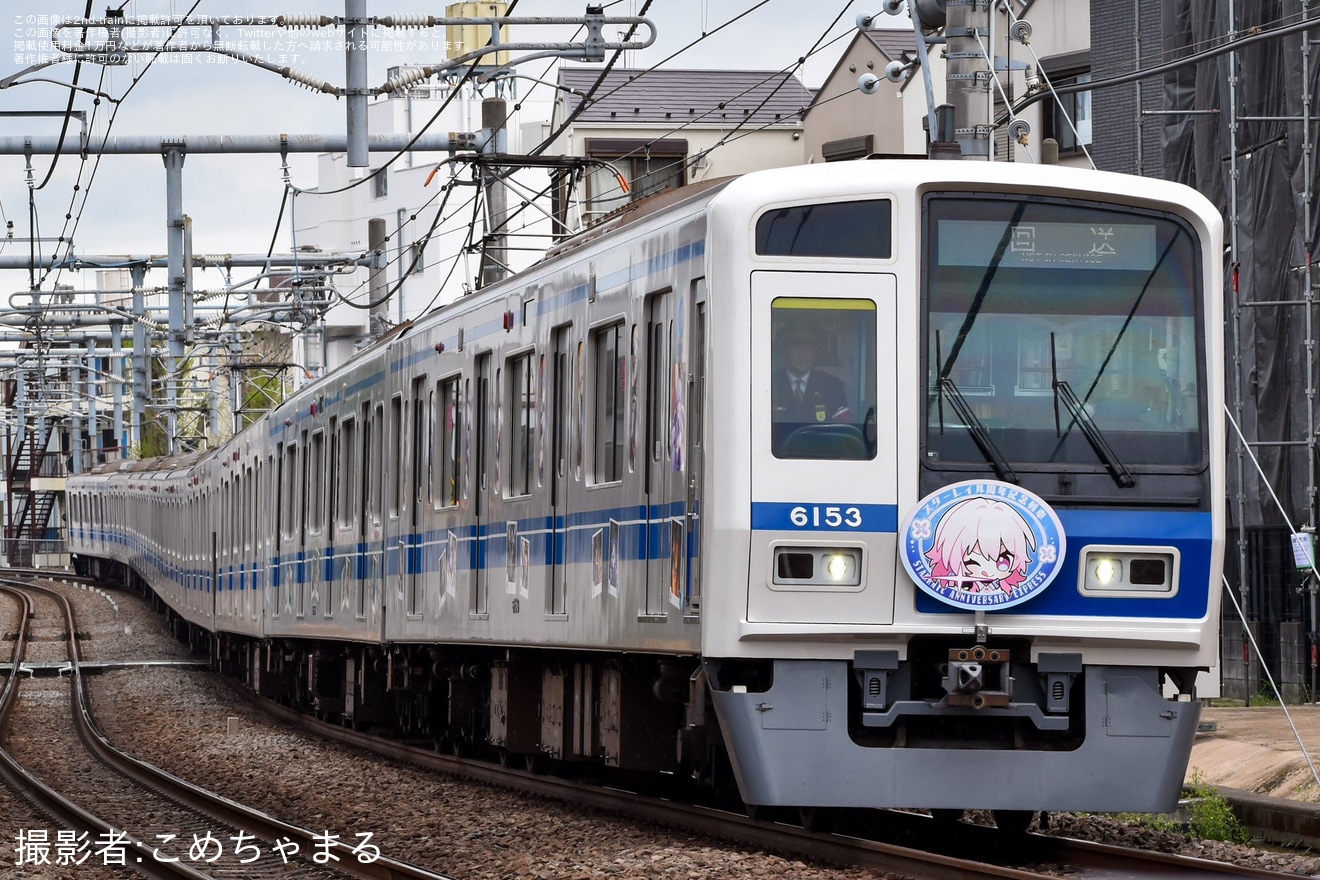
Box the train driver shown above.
[772,323,854,456]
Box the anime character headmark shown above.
[924,497,1036,595]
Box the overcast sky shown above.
[1,1,895,299]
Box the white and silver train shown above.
[69,159,1224,822]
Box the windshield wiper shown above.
[937,375,1018,483]
[1050,334,1136,488]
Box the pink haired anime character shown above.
[925,497,1037,595]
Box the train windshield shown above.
[923,194,1203,472]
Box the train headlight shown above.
[826,552,855,582]
[1078,545,1179,596]
[772,546,863,589]
[1094,558,1119,585]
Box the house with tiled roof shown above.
[803,27,943,162]
[546,67,814,229]
[805,10,1093,165]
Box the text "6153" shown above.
[790,506,864,528]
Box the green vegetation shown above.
[1183,770,1251,844]
[1115,770,1251,844]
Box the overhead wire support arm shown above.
[47,10,656,94]
[47,9,656,169]
[377,12,657,95]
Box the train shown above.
[68,159,1225,827]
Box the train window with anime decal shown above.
[922,194,1203,475]
[770,297,877,460]
[433,376,462,509]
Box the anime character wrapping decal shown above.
[900,480,1066,610]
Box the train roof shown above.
[88,448,210,476]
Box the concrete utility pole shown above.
[344,0,371,168]
[163,144,186,451]
[479,97,510,289]
[944,0,992,158]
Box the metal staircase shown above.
[5,425,64,567]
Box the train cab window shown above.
[770,298,878,460]
[507,352,537,497]
[434,377,463,508]
[756,199,892,259]
[592,323,626,483]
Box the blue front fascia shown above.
[912,508,1214,619]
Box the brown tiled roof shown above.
[863,28,920,62]
[557,67,813,127]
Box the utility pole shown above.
[479,97,509,289]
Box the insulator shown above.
[383,66,435,94]
[276,14,332,28]
[378,14,436,28]
[282,68,337,94]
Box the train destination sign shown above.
[938,220,1158,271]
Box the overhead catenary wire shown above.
[8,1,862,413]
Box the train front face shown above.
[704,167,1224,814]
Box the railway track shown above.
[0,577,455,880]
[231,685,1310,879]
[4,571,1312,879]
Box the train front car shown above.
[702,161,1224,818]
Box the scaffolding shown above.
[1150,1,1320,701]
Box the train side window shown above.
[337,418,356,528]
[592,323,626,484]
[308,430,325,535]
[327,418,339,539]
[369,403,384,524]
[414,378,432,512]
[507,351,537,497]
[770,297,878,460]
[434,377,462,508]
[389,395,403,518]
[755,199,892,259]
[574,341,585,481]
[281,444,298,538]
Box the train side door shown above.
[644,290,688,616]
[357,403,379,622]
[406,380,429,619]
[307,429,327,619]
[326,421,339,618]
[548,327,571,616]
[385,393,405,623]
[297,430,309,618]
[274,442,288,619]
[686,286,707,613]
[472,352,492,615]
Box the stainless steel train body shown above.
[69,160,1225,815]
